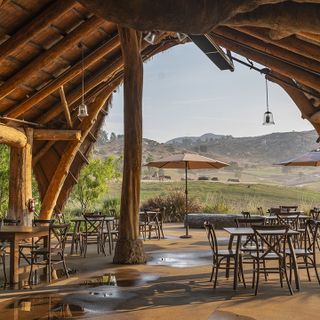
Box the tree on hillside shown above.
[110,132,117,141]
[0,145,9,217]
[70,157,120,213]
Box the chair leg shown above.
[214,260,221,289]
[304,256,311,281]
[1,254,7,285]
[62,255,69,278]
[254,260,260,296]
[283,261,293,295]
[279,260,283,288]
[239,257,246,288]
[312,256,320,285]
[252,260,256,289]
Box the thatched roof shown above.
[0,0,319,213]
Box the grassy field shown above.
[104,180,320,213]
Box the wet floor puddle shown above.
[209,310,256,320]
[1,287,137,319]
[148,250,211,268]
[84,268,159,287]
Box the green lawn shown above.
[105,180,320,213]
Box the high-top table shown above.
[0,225,49,284]
[224,227,300,291]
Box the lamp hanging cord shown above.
[265,77,269,112]
[81,43,85,105]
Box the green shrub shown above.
[102,198,121,217]
[141,189,201,222]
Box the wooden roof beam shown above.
[38,58,124,125]
[0,15,104,101]
[209,32,320,93]
[5,34,120,119]
[37,36,173,125]
[77,0,287,34]
[33,129,81,141]
[235,27,320,62]
[0,0,76,64]
[215,27,320,74]
[59,86,73,129]
[0,123,27,148]
[226,2,320,36]
[39,85,118,219]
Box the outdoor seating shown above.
[280,206,298,213]
[139,211,160,240]
[251,224,293,295]
[81,215,106,258]
[286,219,320,285]
[29,224,70,283]
[204,221,246,288]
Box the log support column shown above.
[8,128,33,226]
[113,26,145,264]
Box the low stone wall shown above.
[186,213,241,229]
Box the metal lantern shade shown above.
[275,148,320,166]
[263,110,275,125]
[77,102,88,118]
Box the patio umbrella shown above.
[146,153,229,238]
[275,148,320,166]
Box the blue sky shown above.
[104,42,313,143]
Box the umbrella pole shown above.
[180,162,192,238]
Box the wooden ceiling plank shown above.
[0,15,104,101]
[209,33,320,93]
[216,27,320,74]
[5,33,120,118]
[33,140,55,166]
[0,0,76,64]
[236,27,320,62]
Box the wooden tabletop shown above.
[224,227,299,236]
[0,225,48,233]
[265,214,309,220]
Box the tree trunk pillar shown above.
[113,26,145,264]
[8,128,33,225]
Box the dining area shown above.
[204,205,320,295]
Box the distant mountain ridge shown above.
[95,130,319,165]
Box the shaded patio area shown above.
[0,224,319,320]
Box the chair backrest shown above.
[280,205,298,213]
[310,208,320,220]
[33,219,54,226]
[304,219,320,253]
[83,215,105,235]
[269,207,281,216]
[235,217,265,228]
[252,224,289,259]
[276,213,300,230]
[49,223,69,251]
[241,211,251,219]
[204,221,218,255]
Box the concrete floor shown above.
[0,223,319,319]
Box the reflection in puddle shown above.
[85,268,159,287]
[209,310,256,320]
[1,286,137,319]
[148,250,211,268]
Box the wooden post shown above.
[113,26,146,264]
[8,128,33,226]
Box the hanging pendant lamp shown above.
[263,77,275,125]
[78,43,88,119]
